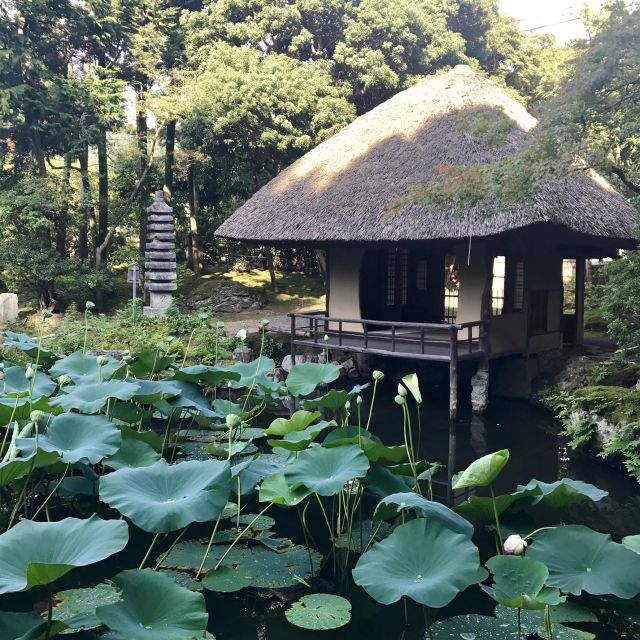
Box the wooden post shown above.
[290,314,297,362]
[449,329,458,420]
[575,257,586,345]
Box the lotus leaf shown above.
[301,385,369,410]
[373,492,474,538]
[50,351,121,383]
[172,365,241,387]
[285,594,351,630]
[0,515,129,594]
[285,444,370,496]
[323,426,406,462]
[201,544,321,592]
[18,413,121,464]
[451,450,509,489]
[130,379,181,403]
[117,423,162,451]
[623,535,640,554]
[99,458,231,532]
[528,525,640,598]
[266,410,321,436]
[0,396,56,425]
[125,349,176,376]
[103,438,161,470]
[363,463,414,498]
[1,331,57,366]
[259,471,311,505]
[228,357,276,389]
[401,373,422,403]
[268,422,329,452]
[51,380,140,414]
[96,569,208,640]
[0,611,66,640]
[285,362,341,396]
[484,555,564,609]
[52,583,122,631]
[515,478,608,507]
[352,518,481,607]
[2,366,56,398]
[335,520,391,553]
[159,379,216,417]
[0,448,60,487]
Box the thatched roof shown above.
[216,65,640,245]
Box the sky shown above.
[499,0,606,42]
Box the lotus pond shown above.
[1,322,640,640]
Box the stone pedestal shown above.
[0,293,18,324]
[143,191,177,317]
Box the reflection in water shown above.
[208,383,640,639]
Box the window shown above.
[562,259,576,314]
[386,250,396,306]
[444,253,459,323]
[492,256,506,315]
[513,261,525,310]
[399,249,409,305]
[416,260,427,292]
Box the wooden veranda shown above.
[289,312,489,418]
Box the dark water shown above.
[207,383,640,640]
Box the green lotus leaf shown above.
[285,362,341,397]
[158,379,216,417]
[451,450,510,490]
[285,444,370,496]
[455,494,526,519]
[514,478,608,507]
[172,365,241,387]
[401,373,422,404]
[322,426,407,462]
[622,535,640,554]
[353,519,481,607]
[259,471,311,505]
[117,423,162,451]
[285,594,351,630]
[130,379,181,404]
[52,583,122,631]
[103,438,161,470]
[125,349,176,377]
[494,606,595,639]
[228,357,276,389]
[373,492,473,538]
[201,544,321,592]
[50,351,122,383]
[0,396,56,425]
[528,524,640,598]
[430,606,595,640]
[51,380,140,414]
[99,458,231,532]
[0,448,60,487]
[18,413,121,464]
[96,569,208,640]
[363,463,414,498]
[2,366,57,398]
[0,611,66,640]
[2,331,57,366]
[335,520,391,553]
[268,422,330,452]
[266,410,321,436]
[0,515,129,594]
[300,385,369,410]
[484,555,564,609]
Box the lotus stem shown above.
[489,485,504,551]
[365,378,379,431]
[32,464,70,521]
[196,514,223,579]
[155,525,191,570]
[241,326,266,414]
[0,397,20,455]
[523,526,556,541]
[296,505,315,576]
[139,532,162,570]
[213,503,272,571]
[182,328,197,368]
[8,457,37,529]
[544,605,553,640]
[45,588,54,640]
[314,493,336,572]
[517,607,522,639]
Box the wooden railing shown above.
[288,312,488,362]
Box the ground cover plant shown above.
[1,313,640,639]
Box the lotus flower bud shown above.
[260,319,270,327]
[96,355,109,366]
[58,374,72,387]
[42,309,53,318]
[394,394,406,406]
[216,320,225,330]
[166,335,176,343]
[122,355,133,364]
[235,329,247,341]
[503,534,527,556]
[30,410,45,424]
[397,384,407,397]
[85,301,95,311]
[356,395,363,405]
[25,365,35,380]
[344,400,351,411]
[198,312,209,321]
[226,414,242,430]
[373,370,384,381]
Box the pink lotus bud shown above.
[503,534,527,555]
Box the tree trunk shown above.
[265,247,277,292]
[97,125,109,248]
[164,119,176,202]
[56,153,71,258]
[79,145,97,262]
[187,163,202,278]
[136,86,148,260]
